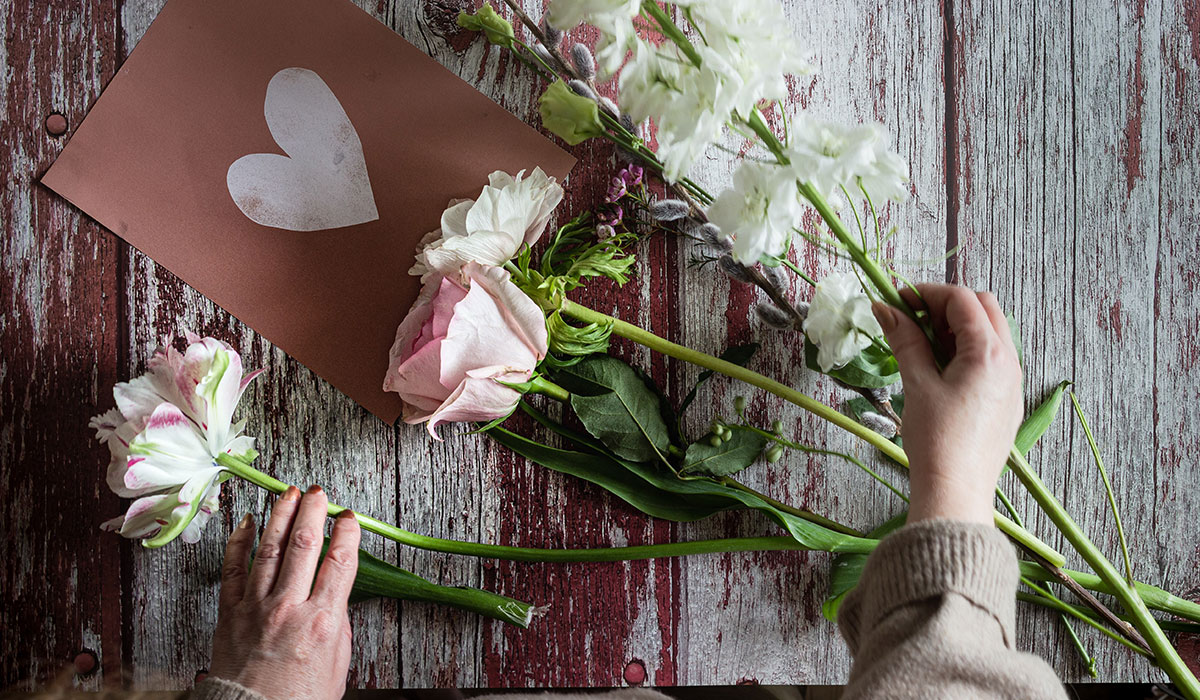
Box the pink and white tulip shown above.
[90,334,262,545]
[384,262,549,438]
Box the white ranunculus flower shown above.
[803,272,884,372]
[786,115,910,208]
[706,160,802,264]
[412,168,564,281]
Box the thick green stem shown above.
[215,453,873,560]
[1007,449,1200,696]
[559,299,1064,567]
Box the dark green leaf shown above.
[486,426,734,521]
[1006,312,1024,366]
[806,337,899,389]
[821,512,909,621]
[554,355,672,463]
[1014,380,1071,457]
[678,343,760,415]
[324,543,536,627]
[680,429,768,477]
[510,403,875,554]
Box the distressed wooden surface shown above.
[2,0,1198,690]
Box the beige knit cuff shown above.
[838,518,1019,648]
[190,676,269,700]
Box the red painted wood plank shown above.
[0,0,125,689]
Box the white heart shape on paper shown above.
[227,67,378,231]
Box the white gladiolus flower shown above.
[412,168,564,281]
[707,160,802,264]
[803,272,884,372]
[786,115,910,208]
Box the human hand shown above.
[871,285,1023,525]
[207,485,361,700]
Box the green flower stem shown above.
[1019,561,1200,623]
[1007,448,1200,697]
[529,375,571,402]
[214,453,874,559]
[1020,576,1151,659]
[558,298,1064,567]
[641,1,703,67]
[716,476,865,536]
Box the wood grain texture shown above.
[0,0,124,690]
[2,0,1197,690]
[951,0,1199,681]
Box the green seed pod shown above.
[771,419,783,434]
[765,445,784,463]
[734,396,746,414]
[708,435,723,447]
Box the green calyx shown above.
[539,80,605,145]
[456,3,514,48]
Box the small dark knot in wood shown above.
[72,649,97,676]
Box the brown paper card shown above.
[43,0,576,422]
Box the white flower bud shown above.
[860,411,898,438]
[650,199,690,221]
[570,43,596,80]
[696,223,732,250]
[534,45,555,68]
[756,303,794,329]
[568,79,598,101]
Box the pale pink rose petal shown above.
[392,337,452,412]
[462,263,549,358]
[428,277,468,341]
[425,374,527,439]
[386,275,442,377]
[439,279,540,389]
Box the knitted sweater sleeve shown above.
[837,519,1069,699]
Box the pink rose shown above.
[384,262,548,438]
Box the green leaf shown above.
[680,429,768,477]
[487,426,734,521]
[821,512,909,621]
[509,402,875,555]
[554,355,672,463]
[1014,380,1071,457]
[806,337,899,389]
[325,543,537,627]
[678,343,760,415]
[1006,312,1024,366]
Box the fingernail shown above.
[872,302,895,332]
[280,486,300,502]
[306,484,323,495]
[238,513,254,529]
[337,509,356,520]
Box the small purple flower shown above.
[598,203,624,227]
[619,164,644,187]
[596,224,615,241]
[606,176,628,203]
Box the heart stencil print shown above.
[227,68,378,231]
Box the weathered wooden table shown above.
[3,0,1198,690]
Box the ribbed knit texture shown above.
[191,676,268,700]
[837,519,1068,699]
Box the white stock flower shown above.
[547,0,640,75]
[91,335,261,545]
[412,168,564,281]
[786,115,910,208]
[706,160,802,264]
[803,272,884,372]
[616,0,813,181]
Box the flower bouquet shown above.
[88,0,1200,694]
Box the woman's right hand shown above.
[871,285,1023,525]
